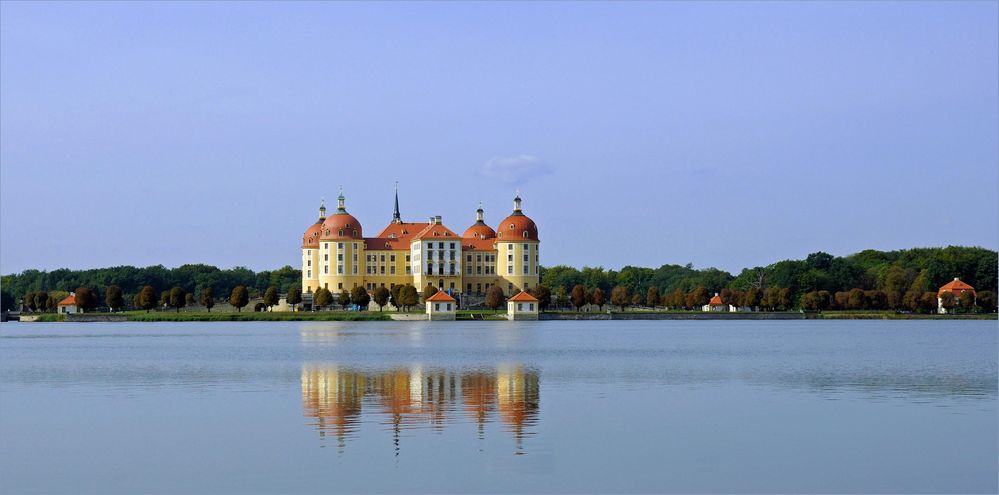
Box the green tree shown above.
[351,286,370,309]
[958,291,975,313]
[919,292,938,313]
[23,291,36,312]
[338,289,351,310]
[570,285,587,311]
[485,286,505,310]
[778,288,791,310]
[847,288,865,310]
[314,287,333,310]
[631,293,643,307]
[592,287,606,311]
[160,290,170,308]
[138,286,157,312]
[422,285,438,302]
[553,286,567,310]
[169,287,186,312]
[372,287,390,311]
[263,286,279,311]
[75,287,98,313]
[882,266,914,309]
[199,287,215,312]
[389,285,403,311]
[34,291,49,313]
[527,285,552,311]
[401,285,419,311]
[105,285,124,312]
[938,291,956,312]
[610,285,629,311]
[646,286,661,309]
[746,288,762,310]
[286,287,302,311]
[0,289,14,312]
[229,286,249,312]
[185,293,195,306]
[976,291,996,313]
[690,287,710,308]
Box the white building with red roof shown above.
[56,294,78,314]
[937,278,975,314]
[507,291,539,320]
[701,293,735,312]
[425,290,457,321]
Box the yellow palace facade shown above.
[301,188,540,297]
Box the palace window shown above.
[338,243,344,249]
[523,265,529,274]
[508,254,513,262]
[438,242,444,249]
[523,231,529,238]
[449,242,455,249]
[337,253,343,261]
[406,255,411,262]
[308,259,312,266]
[523,244,528,251]
[338,229,343,236]
[390,255,395,262]
[466,254,472,262]
[324,266,328,274]
[337,265,343,274]
[338,283,342,289]
[508,265,513,274]
[380,255,385,262]
[390,266,396,274]
[476,255,482,262]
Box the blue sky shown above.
[1,1,996,275]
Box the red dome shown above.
[463,223,496,239]
[320,213,364,240]
[497,214,538,241]
[302,220,323,248]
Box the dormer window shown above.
[509,224,514,229]
[523,231,529,238]
[338,229,344,236]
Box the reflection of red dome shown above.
[497,214,538,241]
[320,213,363,240]
[463,223,496,239]
[303,220,323,248]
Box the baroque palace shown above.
[301,188,539,297]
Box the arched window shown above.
[523,231,529,238]
[338,229,343,236]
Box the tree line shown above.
[2,246,996,313]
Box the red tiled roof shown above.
[508,291,538,302]
[302,219,323,248]
[496,213,538,241]
[709,294,723,305]
[462,237,496,251]
[426,291,456,302]
[319,213,363,240]
[463,223,496,240]
[412,223,460,240]
[57,295,76,306]
[938,278,975,296]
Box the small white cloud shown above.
[481,155,553,185]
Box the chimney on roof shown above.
[435,215,442,224]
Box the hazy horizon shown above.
[2,2,996,275]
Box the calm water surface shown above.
[1,320,996,493]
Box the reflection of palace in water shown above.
[301,364,539,452]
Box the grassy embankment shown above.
[123,311,390,322]
[814,311,996,320]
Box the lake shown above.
[0,320,995,493]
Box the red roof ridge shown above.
[57,295,76,305]
[426,291,456,302]
[508,291,538,302]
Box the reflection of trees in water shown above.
[301,364,539,452]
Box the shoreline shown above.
[5,310,995,323]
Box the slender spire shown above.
[475,202,485,224]
[512,191,523,215]
[392,181,401,223]
[336,186,346,213]
[319,197,327,220]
